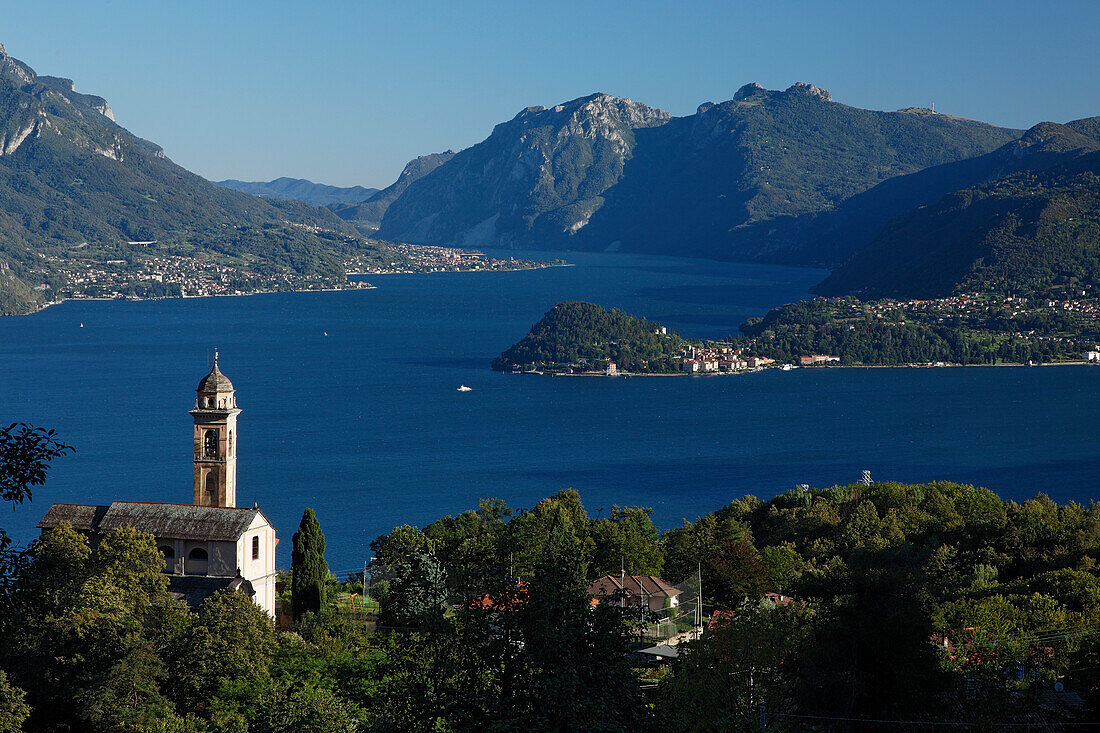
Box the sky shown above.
[4,0,1099,187]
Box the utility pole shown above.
[697,562,704,633]
[362,556,374,604]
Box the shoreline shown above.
[10,261,572,318]
[504,360,1095,377]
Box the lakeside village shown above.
[38,241,563,303]
[547,342,834,376]
[345,242,567,276]
[510,291,1100,377]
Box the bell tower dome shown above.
[189,351,241,507]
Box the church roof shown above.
[35,503,109,532]
[196,358,234,393]
[38,501,270,541]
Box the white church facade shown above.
[38,356,278,617]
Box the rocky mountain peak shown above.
[734,82,767,101]
[785,82,832,102]
[510,93,669,132]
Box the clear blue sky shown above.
[5,0,1099,187]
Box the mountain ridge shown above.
[214,177,379,206]
[378,84,1021,265]
[0,42,383,315]
[328,150,455,231]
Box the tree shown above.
[0,423,71,587]
[0,672,28,733]
[590,505,663,577]
[451,505,646,730]
[380,542,448,629]
[168,589,275,716]
[0,524,189,731]
[291,508,331,622]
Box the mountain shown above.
[214,177,379,206]
[378,94,671,248]
[328,151,455,232]
[758,116,1100,267]
[378,85,1020,264]
[815,119,1100,299]
[0,42,378,315]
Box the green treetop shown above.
[291,508,331,623]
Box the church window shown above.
[204,429,219,458]
[252,535,260,560]
[205,472,217,502]
[206,396,214,407]
[159,545,175,558]
[228,431,234,456]
[188,547,208,560]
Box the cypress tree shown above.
[290,508,330,622]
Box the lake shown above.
[2,250,1098,575]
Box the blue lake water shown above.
[2,250,1099,575]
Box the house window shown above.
[188,547,208,560]
[159,545,175,558]
[252,535,260,561]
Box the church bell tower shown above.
[190,352,241,508]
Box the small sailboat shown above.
[457,385,473,392]
[79,323,84,328]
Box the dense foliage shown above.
[374,482,1100,728]
[492,300,689,372]
[818,122,1100,300]
[739,297,1087,365]
[6,425,1100,728]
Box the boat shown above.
[457,385,472,392]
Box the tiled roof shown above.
[36,503,109,532]
[587,574,681,599]
[38,501,269,541]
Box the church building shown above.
[37,355,278,617]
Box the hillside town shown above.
[37,243,563,304]
[345,243,567,275]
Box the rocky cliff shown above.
[377,93,670,247]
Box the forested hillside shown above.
[0,43,386,315]
[818,121,1100,299]
[491,301,689,372]
[739,297,1087,365]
